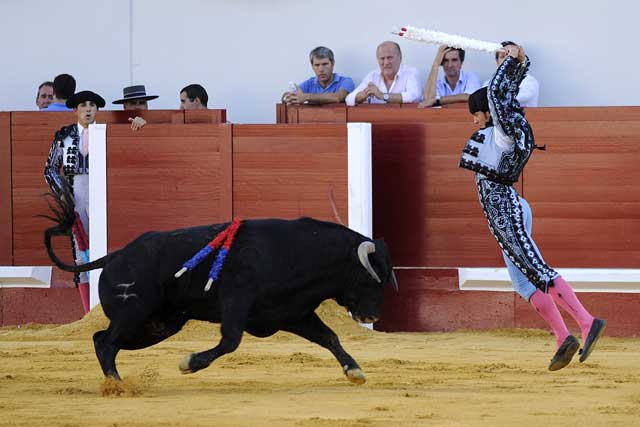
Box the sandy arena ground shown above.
[0,301,638,427]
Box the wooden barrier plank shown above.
[371,123,522,267]
[219,125,233,221]
[281,104,347,124]
[10,110,186,126]
[0,113,11,264]
[524,136,640,268]
[100,110,185,124]
[286,106,298,124]
[276,104,287,124]
[11,111,76,126]
[107,124,231,251]
[528,106,640,122]
[11,118,66,265]
[184,109,227,124]
[232,124,347,222]
[348,105,470,123]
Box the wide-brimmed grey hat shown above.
[112,85,158,104]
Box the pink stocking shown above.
[549,276,594,341]
[529,290,570,348]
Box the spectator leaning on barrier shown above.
[36,81,54,110]
[44,90,106,314]
[482,41,539,107]
[113,85,159,131]
[420,45,481,108]
[345,41,422,106]
[180,84,208,110]
[281,46,355,105]
[43,73,76,111]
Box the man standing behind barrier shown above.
[36,81,54,110]
[180,84,208,109]
[44,90,106,314]
[282,46,355,105]
[346,41,422,106]
[113,85,159,131]
[42,74,76,111]
[420,45,480,108]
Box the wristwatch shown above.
[383,93,390,102]
[434,96,442,107]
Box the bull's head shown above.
[347,239,397,324]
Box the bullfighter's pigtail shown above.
[174,219,243,291]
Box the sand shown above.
[0,300,638,427]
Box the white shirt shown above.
[483,74,539,107]
[346,64,423,106]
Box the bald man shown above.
[346,41,422,106]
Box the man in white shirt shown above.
[346,41,422,106]
[484,41,539,107]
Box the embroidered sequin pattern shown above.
[477,179,557,290]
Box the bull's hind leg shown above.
[93,329,121,380]
[283,312,366,384]
[93,305,159,380]
[179,297,251,374]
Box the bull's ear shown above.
[373,238,398,292]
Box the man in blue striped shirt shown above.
[282,46,355,105]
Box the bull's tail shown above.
[40,180,120,274]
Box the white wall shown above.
[1,0,637,123]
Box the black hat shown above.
[112,85,159,104]
[468,87,489,114]
[66,91,106,109]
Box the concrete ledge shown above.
[0,267,52,288]
[459,268,640,293]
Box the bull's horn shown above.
[358,241,381,283]
[391,270,399,293]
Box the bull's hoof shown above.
[179,354,194,374]
[345,368,367,385]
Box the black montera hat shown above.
[66,91,106,109]
[112,85,159,104]
[468,87,489,114]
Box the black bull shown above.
[42,188,397,384]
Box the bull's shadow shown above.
[41,182,397,385]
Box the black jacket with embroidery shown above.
[459,55,535,185]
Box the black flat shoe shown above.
[548,335,580,371]
[579,318,606,363]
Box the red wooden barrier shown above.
[106,124,233,251]
[0,113,11,265]
[232,124,348,222]
[277,104,640,336]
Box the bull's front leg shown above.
[283,312,367,385]
[179,295,251,374]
